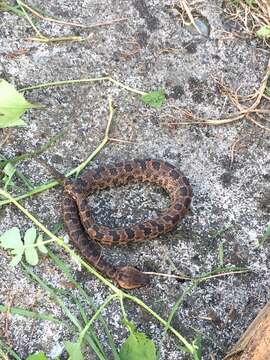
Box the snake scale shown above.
[47,159,192,289]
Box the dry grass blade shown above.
[143,268,250,282]
[165,57,270,131]
[224,0,270,47]
[171,0,203,34]
[18,0,127,29]
[179,0,202,33]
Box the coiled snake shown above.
[45,159,192,289]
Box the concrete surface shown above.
[0,0,269,359]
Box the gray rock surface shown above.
[0,0,269,359]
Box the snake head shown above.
[115,266,150,289]
[64,179,87,201]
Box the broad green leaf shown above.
[256,26,270,39]
[0,227,22,249]
[24,227,39,265]
[0,79,40,128]
[265,87,270,97]
[36,234,48,254]
[140,90,166,108]
[64,341,84,360]
[26,351,48,360]
[119,327,156,360]
[24,227,37,244]
[25,246,39,266]
[10,252,23,267]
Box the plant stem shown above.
[74,96,113,177]
[0,98,113,206]
[119,293,128,323]
[19,76,146,95]
[16,0,45,38]
[123,293,198,358]
[0,188,197,356]
[78,294,117,346]
[0,188,119,292]
[1,131,65,166]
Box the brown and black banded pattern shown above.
[63,159,192,289]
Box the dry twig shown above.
[171,0,203,34]
[165,58,270,131]
[224,0,270,47]
[18,0,127,29]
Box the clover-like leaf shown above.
[10,247,24,267]
[24,227,39,266]
[119,321,156,360]
[140,90,166,108]
[0,226,48,266]
[0,227,22,249]
[0,227,24,267]
[36,234,48,254]
[64,341,84,360]
[0,79,42,128]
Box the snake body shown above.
[62,159,192,289]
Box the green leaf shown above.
[256,26,270,39]
[0,227,24,266]
[0,227,22,249]
[24,227,37,243]
[10,251,23,267]
[24,227,39,266]
[140,90,166,108]
[0,79,40,128]
[9,246,24,267]
[26,351,48,360]
[119,324,156,360]
[3,162,16,177]
[2,162,16,190]
[64,341,84,360]
[36,234,48,254]
[265,87,270,97]
[0,227,47,267]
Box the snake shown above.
[44,159,192,289]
